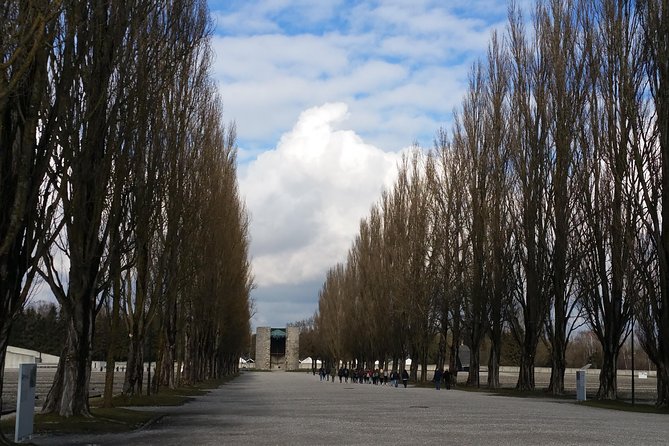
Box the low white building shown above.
[298,357,322,369]
[4,346,59,369]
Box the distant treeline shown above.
[9,302,144,363]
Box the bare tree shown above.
[430,129,469,386]
[0,0,61,432]
[507,3,552,391]
[118,0,207,396]
[635,0,669,408]
[482,32,512,389]
[403,152,439,382]
[348,206,389,366]
[453,62,490,387]
[38,1,135,417]
[317,263,348,366]
[576,0,644,400]
[539,0,588,395]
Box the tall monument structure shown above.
[255,326,300,370]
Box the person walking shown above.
[443,369,452,389]
[433,367,444,390]
[401,369,409,388]
[390,370,398,388]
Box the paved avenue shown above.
[33,371,669,445]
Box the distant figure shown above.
[433,367,444,390]
[330,367,336,383]
[390,370,398,387]
[444,370,452,389]
[319,366,325,382]
[401,369,409,388]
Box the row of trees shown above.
[295,315,654,372]
[0,0,253,426]
[314,0,668,407]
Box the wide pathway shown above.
[33,371,669,445]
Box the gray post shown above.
[576,363,590,402]
[15,363,37,443]
[631,313,635,405]
[576,370,586,401]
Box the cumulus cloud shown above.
[210,0,532,326]
[240,102,402,290]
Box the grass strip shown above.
[580,400,669,415]
[1,407,158,437]
[1,374,238,437]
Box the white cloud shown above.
[239,103,403,288]
[210,1,507,153]
[210,0,530,326]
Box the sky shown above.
[207,0,523,328]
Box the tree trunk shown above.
[102,255,122,407]
[160,337,177,389]
[449,311,461,385]
[467,321,484,386]
[123,334,144,395]
[182,319,194,385]
[657,361,669,408]
[517,327,538,391]
[549,336,567,396]
[516,253,542,391]
[437,333,447,369]
[467,341,481,387]
[487,282,503,389]
[597,343,618,400]
[42,300,94,417]
[102,330,118,407]
[0,322,10,425]
[410,358,418,382]
[517,354,535,391]
[419,350,428,383]
[487,338,501,389]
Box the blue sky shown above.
[207,0,524,328]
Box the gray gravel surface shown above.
[30,371,669,445]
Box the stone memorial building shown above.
[255,326,299,371]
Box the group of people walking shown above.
[431,367,452,390]
[317,366,453,389]
[317,366,412,388]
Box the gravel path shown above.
[30,371,669,446]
